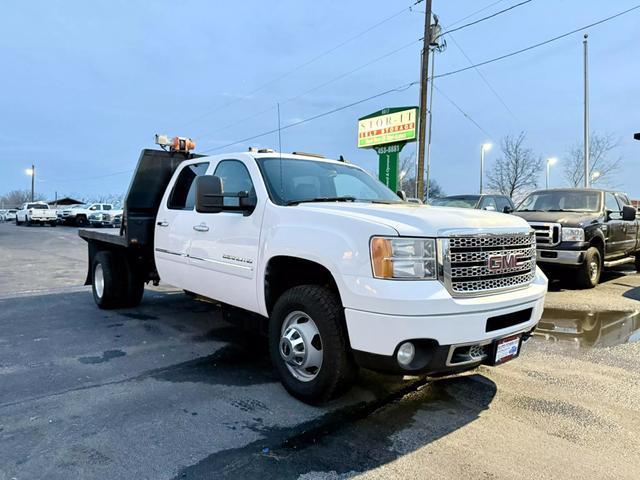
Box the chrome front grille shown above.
[442,232,536,296]
[529,222,561,246]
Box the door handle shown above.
[193,223,209,232]
[157,221,169,227]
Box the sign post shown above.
[357,106,418,193]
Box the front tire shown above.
[635,254,640,273]
[576,247,601,289]
[76,216,88,227]
[269,285,357,404]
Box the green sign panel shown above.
[374,143,405,192]
[357,106,418,193]
[357,107,418,148]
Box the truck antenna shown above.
[277,103,284,196]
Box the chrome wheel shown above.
[589,259,599,283]
[279,311,323,382]
[94,263,105,299]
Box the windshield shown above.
[430,196,479,208]
[27,203,48,209]
[257,158,403,205]
[518,190,601,212]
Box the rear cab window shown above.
[168,162,210,210]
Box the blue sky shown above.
[1,0,639,202]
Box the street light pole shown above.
[480,143,491,194]
[546,157,557,189]
[31,164,35,202]
[583,34,590,188]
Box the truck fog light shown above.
[397,342,415,366]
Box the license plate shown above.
[494,335,521,364]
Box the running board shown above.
[604,257,635,267]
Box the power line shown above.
[178,0,424,131]
[198,38,421,146]
[435,4,640,79]
[202,81,419,153]
[46,169,133,184]
[442,0,532,36]
[447,33,520,122]
[433,85,495,140]
[444,0,508,28]
[203,5,639,155]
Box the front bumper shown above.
[536,249,585,265]
[342,269,547,373]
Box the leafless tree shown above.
[398,154,444,200]
[0,189,45,208]
[487,132,542,200]
[563,132,622,187]
[87,193,124,207]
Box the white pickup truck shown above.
[16,202,58,226]
[59,203,116,226]
[80,146,547,404]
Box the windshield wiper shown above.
[287,196,356,206]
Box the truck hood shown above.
[296,203,531,236]
[513,211,601,228]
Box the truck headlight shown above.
[370,237,437,279]
[561,227,584,242]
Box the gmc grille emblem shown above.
[487,252,524,271]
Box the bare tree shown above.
[563,132,622,187]
[487,132,542,200]
[398,154,445,200]
[87,193,124,207]
[0,189,45,207]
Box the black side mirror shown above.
[503,206,513,214]
[622,205,637,221]
[396,190,407,201]
[195,176,224,213]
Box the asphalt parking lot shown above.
[1,222,639,480]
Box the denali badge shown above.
[487,252,523,271]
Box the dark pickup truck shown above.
[513,188,640,288]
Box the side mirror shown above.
[483,205,496,211]
[503,206,513,214]
[622,205,637,221]
[396,190,407,201]
[195,175,224,213]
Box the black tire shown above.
[635,254,640,273]
[269,285,357,404]
[76,216,88,227]
[49,221,57,227]
[15,218,20,226]
[576,247,602,289]
[92,251,128,309]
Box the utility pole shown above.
[583,34,590,188]
[415,0,433,200]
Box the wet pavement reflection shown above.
[535,308,640,348]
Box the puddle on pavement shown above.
[535,309,640,348]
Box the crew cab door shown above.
[604,192,626,258]
[189,157,264,313]
[154,160,209,291]
[616,193,639,254]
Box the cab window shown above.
[494,196,513,213]
[168,162,210,210]
[213,160,256,210]
[479,196,497,211]
[605,193,621,219]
